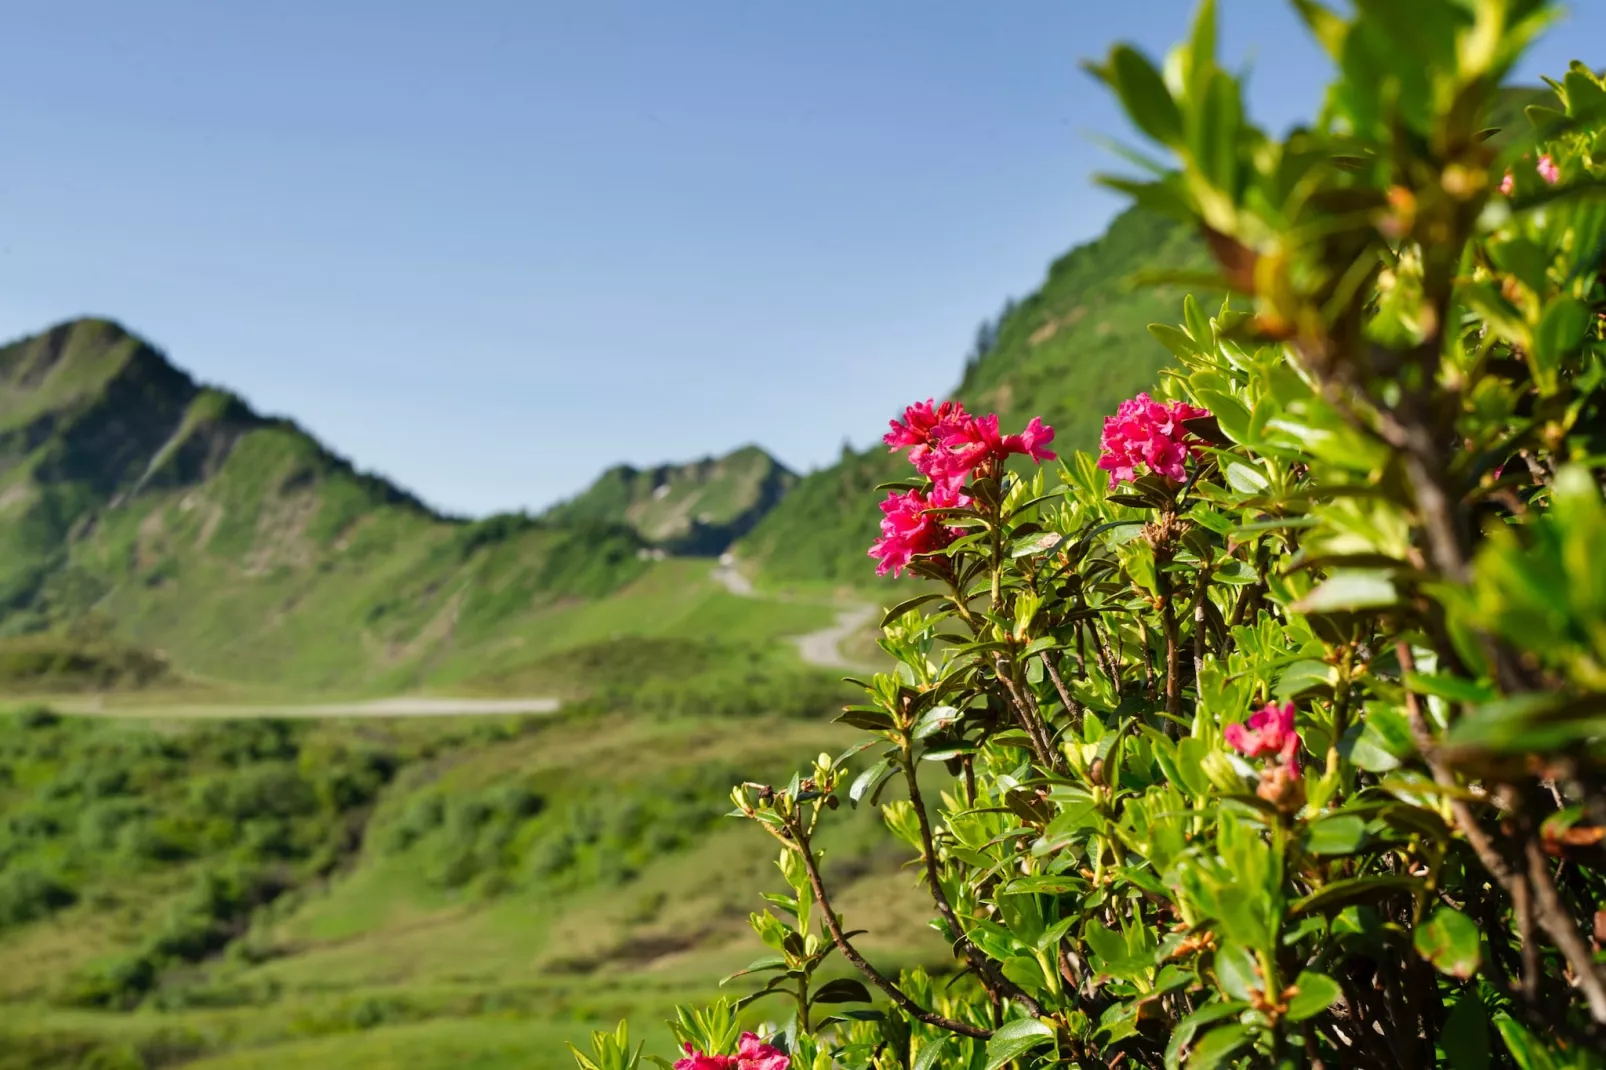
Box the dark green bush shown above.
[0,866,77,928]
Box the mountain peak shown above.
[546,444,796,555]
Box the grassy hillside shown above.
[0,698,945,1070]
[736,208,1210,584]
[545,445,796,556]
[0,320,697,694]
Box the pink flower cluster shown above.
[883,399,1056,493]
[673,1033,789,1070]
[1224,701,1302,775]
[869,400,1057,577]
[868,484,968,577]
[1499,153,1560,195]
[1096,393,1209,489]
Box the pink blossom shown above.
[1500,155,1561,197]
[1008,416,1058,463]
[885,399,1057,492]
[884,399,973,482]
[674,1048,736,1070]
[867,484,969,578]
[737,1034,790,1070]
[1224,701,1301,775]
[672,1035,790,1070]
[1096,393,1209,489]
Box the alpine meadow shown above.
[4,3,1606,1070]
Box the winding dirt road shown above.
[711,561,876,670]
[57,695,560,719]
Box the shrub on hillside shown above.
[0,866,77,929]
[581,4,1606,1069]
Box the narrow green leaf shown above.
[1285,970,1341,1021]
[984,1018,1055,1070]
[811,977,873,1004]
[880,592,950,628]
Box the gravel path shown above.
[58,695,560,719]
[710,561,876,670]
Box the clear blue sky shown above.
[0,1,1599,516]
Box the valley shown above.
[0,207,1196,1069]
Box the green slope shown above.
[544,444,796,555]
[737,208,1210,584]
[0,319,654,694]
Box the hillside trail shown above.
[55,695,561,719]
[710,558,878,671]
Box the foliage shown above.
[596,3,1606,1067]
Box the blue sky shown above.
[0,1,1599,516]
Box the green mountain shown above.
[544,445,796,555]
[736,208,1209,583]
[0,318,652,693]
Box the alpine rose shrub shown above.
[577,6,1606,1070]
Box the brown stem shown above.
[901,751,1046,1018]
[1399,643,1606,1025]
[1525,836,1606,1022]
[1153,548,1183,727]
[1042,653,1084,734]
[1190,576,1209,688]
[784,815,991,1039]
[995,656,1059,773]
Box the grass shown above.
[0,693,950,1070]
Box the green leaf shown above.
[1443,994,1491,1070]
[1444,691,1606,754]
[1303,814,1368,856]
[1532,295,1590,393]
[912,705,961,740]
[1291,875,1421,917]
[1187,1023,1251,1070]
[811,978,873,1004]
[1275,659,1333,699]
[1196,390,1252,444]
[1413,907,1482,980]
[1011,531,1064,558]
[1107,45,1184,147]
[1292,0,1347,60]
[911,1037,950,1070]
[983,1018,1055,1070]
[880,593,950,628]
[1295,570,1399,612]
[849,758,899,807]
[1164,1001,1247,1070]
[1285,970,1340,1021]
[720,956,787,984]
[1224,461,1268,493]
[1493,1013,1560,1070]
[1213,942,1257,1001]
[1339,703,1414,773]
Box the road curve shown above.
[710,561,876,670]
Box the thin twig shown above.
[901,751,1046,1018]
[783,814,991,1039]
